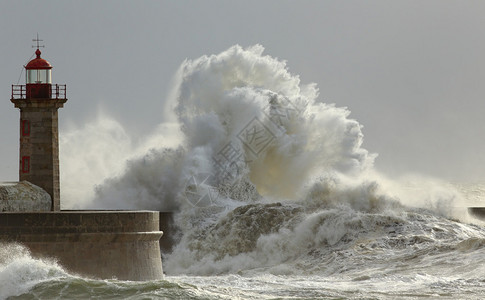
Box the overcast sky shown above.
[1,0,485,183]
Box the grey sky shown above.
[1,0,485,182]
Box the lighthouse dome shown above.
[25,49,52,70]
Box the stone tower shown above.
[10,41,67,211]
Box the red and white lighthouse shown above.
[10,38,67,211]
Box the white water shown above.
[0,243,68,299]
[2,45,485,299]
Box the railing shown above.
[52,84,67,99]
[11,84,67,100]
[11,85,25,99]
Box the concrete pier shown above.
[0,210,164,281]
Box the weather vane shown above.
[32,33,45,50]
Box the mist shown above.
[59,45,472,223]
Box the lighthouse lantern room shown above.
[25,48,52,98]
[10,36,67,211]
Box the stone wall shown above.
[0,210,164,281]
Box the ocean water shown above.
[3,45,485,299]
[2,195,485,300]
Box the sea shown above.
[2,45,485,299]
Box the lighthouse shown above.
[1,36,169,281]
[10,37,67,211]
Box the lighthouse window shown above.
[22,120,30,136]
[22,156,30,173]
[26,69,52,84]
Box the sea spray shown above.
[60,115,182,209]
[0,244,189,300]
[88,44,374,208]
[93,147,186,211]
[57,45,485,279]
[165,179,485,277]
[171,44,374,196]
[60,115,132,209]
[0,243,68,299]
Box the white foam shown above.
[56,45,485,277]
[0,243,68,300]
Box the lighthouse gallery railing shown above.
[11,84,67,100]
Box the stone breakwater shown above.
[0,210,164,280]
